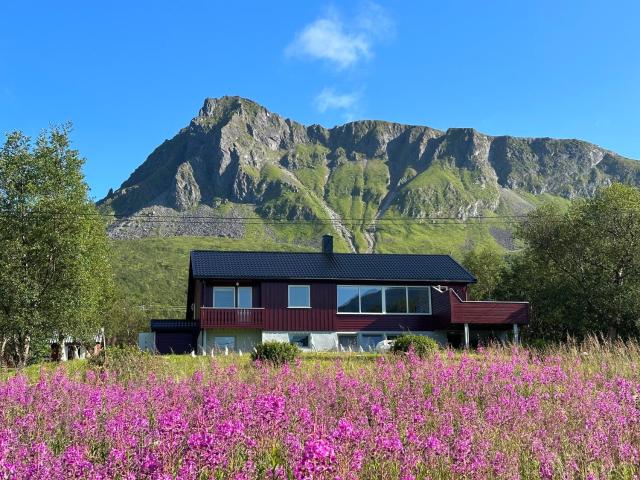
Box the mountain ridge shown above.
[99,96,640,253]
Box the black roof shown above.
[190,251,476,283]
[150,320,199,331]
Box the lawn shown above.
[1,341,639,479]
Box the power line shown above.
[0,210,531,224]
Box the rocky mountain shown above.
[99,96,640,253]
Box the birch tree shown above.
[0,126,112,366]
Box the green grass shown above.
[111,235,315,313]
[1,353,384,383]
[516,190,571,210]
[286,144,330,197]
[374,210,503,259]
[325,156,390,251]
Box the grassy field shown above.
[1,339,639,478]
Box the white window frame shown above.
[336,285,431,315]
[288,285,311,308]
[237,286,253,309]
[213,287,236,308]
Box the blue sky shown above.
[1,0,639,200]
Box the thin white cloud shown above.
[314,88,362,120]
[286,3,393,70]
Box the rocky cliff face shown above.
[99,96,640,250]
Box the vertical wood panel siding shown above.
[195,280,523,330]
[260,281,463,332]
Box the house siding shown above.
[198,281,467,332]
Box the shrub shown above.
[251,341,300,365]
[391,334,438,357]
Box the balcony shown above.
[449,290,529,325]
[200,308,264,329]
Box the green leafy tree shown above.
[0,126,113,366]
[101,289,148,346]
[462,247,506,300]
[501,184,640,340]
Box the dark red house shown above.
[151,235,528,353]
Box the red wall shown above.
[200,280,467,332]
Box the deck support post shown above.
[513,324,519,345]
[202,329,207,354]
[464,323,470,349]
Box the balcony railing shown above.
[449,290,529,325]
[200,308,264,329]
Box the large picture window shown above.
[360,286,383,313]
[337,285,431,314]
[337,286,359,312]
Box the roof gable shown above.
[189,251,476,283]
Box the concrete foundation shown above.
[261,330,447,351]
[199,329,262,353]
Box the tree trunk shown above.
[0,336,7,366]
[13,334,30,368]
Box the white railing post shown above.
[464,323,470,349]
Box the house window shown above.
[337,286,360,313]
[360,286,383,313]
[384,287,407,313]
[213,286,253,308]
[288,285,310,308]
[289,333,309,348]
[360,334,383,350]
[214,336,235,350]
[338,334,358,350]
[213,287,236,308]
[237,287,252,308]
[408,287,431,313]
[336,286,431,314]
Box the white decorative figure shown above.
[238,349,243,356]
[348,345,353,353]
[224,346,229,356]
[211,348,215,357]
[358,345,364,353]
[368,345,373,352]
[191,350,196,358]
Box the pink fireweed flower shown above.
[295,438,337,479]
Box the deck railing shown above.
[200,308,264,328]
[449,290,529,325]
